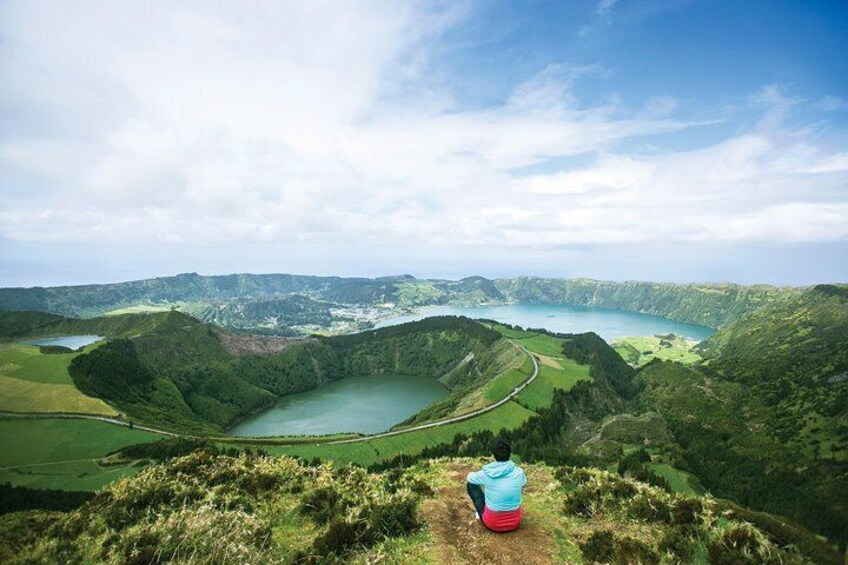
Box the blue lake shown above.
[22,335,102,350]
[376,304,715,341]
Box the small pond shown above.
[22,335,103,350]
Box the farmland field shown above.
[611,335,701,367]
[0,418,164,490]
[517,357,592,410]
[104,304,175,316]
[647,462,706,495]
[0,375,117,415]
[0,344,117,415]
[0,344,82,385]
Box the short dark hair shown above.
[491,438,511,462]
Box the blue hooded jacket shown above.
[466,460,526,511]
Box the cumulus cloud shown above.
[1,0,847,255]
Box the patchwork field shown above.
[517,357,593,411]
[104,304,175,316]
[611,335,701,367]
[481,353,535,403]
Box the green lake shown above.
[226,374,448,437]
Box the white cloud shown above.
[596,0,619,18]
[1,1,847,255]
[819,95,847,112]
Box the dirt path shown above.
[421,463,556,565]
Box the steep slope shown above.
[633,361,848,542]
[696,284,848,444]
[0,309,190,342]
[0,452,838,564]
[493,277,801,328]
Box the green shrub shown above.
[382,467,434,496]
[580,529,616,563]
[5,453,427,564]
[563,483,605,517]
[106,505,271,565]
[554,466,596,487]
[366,497,420,537]
[309,516,363,562]
[615,535,659,564]
[580,529,659,564]
[299,486,345,526]
[659,524,699,562]
[707,523,781,565]
[628,492,672,523]
[671,496,704,525]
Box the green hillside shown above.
[2,312,521,434]
[0,272,806,334]
[0,309,183,342]
[493,277,801,329]
[0,452,839,564]
[696,284,848,452]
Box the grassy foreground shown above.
[0,452,837,564]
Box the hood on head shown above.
[482,460,516,478]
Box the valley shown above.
[0,278,846,562]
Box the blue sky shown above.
[1,0,847,287]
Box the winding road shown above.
[0,343,539,447]
[324,345,539,445]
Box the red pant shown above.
[467,482,522,532]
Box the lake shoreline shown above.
[225,373,450,438]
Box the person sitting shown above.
[466,438,527,532]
